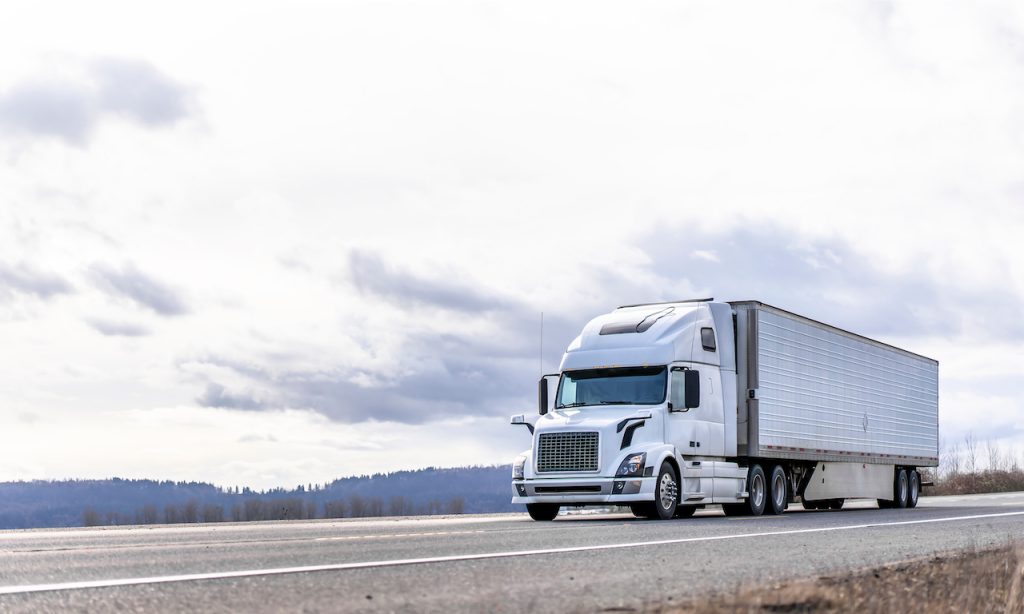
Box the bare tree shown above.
[203,505,224,523]
[348,495,365,518]
[244,499,264,521]
[985,439,1002,472]
[964,433,978,474]
[447,497,465,515]
[140,505,158,524]
[947,441,962,477]
[164,504,180,524]
[183,499,199,523]
[83,507,101,527]
[324,500,347,518]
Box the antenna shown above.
[539,311,544,376]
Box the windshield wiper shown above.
[558,402,590,408]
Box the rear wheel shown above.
[766,465,788,515]
[907,470,920,508]
[526,503,559,521]
[722,503,748,516]
[894,468,910,508]
[745,464,767,516]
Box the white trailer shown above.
[510,300,938,520]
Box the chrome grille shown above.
[537,432,599,473]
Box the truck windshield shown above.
[555,366,667,408]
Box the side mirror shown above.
[538,378,549,416]
[670,368,701,410]
[538,374,559,415]
[684,370,700,409]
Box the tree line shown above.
[82,495,466,526]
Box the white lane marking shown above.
[314,530,486,542]
[1,510,1023,596]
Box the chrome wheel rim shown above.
[751,473,764,508]
[899,473,908,502]
[773,473,785,508]
[659,472,677,510]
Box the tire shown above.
[526,503,559,521]
[652,461,679,520]
[827,498,845,510]
[745,464,767,516]
[907,470,919,509]
[766,465,787,515]
[894,468,909,509]
[722,503,748,516]
[674,505,697,518]
[630,503,656,519]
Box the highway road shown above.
[1,492,1023,613]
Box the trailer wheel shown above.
[894,468,910,509]
[766,465,787,515]
[907,470,920,508]
[745,464,767,516]
[526,503,559,521]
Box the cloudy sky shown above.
[1,1,1023,489]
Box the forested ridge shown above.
[0,465,514,529]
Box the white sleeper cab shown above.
[510,300,939,521]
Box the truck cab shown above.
[510,300,748,520]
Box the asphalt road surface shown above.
[2,492,1023,613]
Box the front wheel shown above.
[526,503,559,521]
[674,505,697,518]
[652,461,679,520]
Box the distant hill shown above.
[0,465,515,530]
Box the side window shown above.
[700,327,716,352]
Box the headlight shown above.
[513,454,528,479]
[616,452,647,477]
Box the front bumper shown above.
[511,476,657,505]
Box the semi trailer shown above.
[510,300,939,520]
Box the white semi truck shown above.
[510,300,939,520]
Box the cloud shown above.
[636,222,1024,342]
[0,58,193,146]
[86,318,151,337]
[90,263,189,316]
[0,262,73,300]
[197,383,266,411]
[349,250,515,313]
[91,58,192,127]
